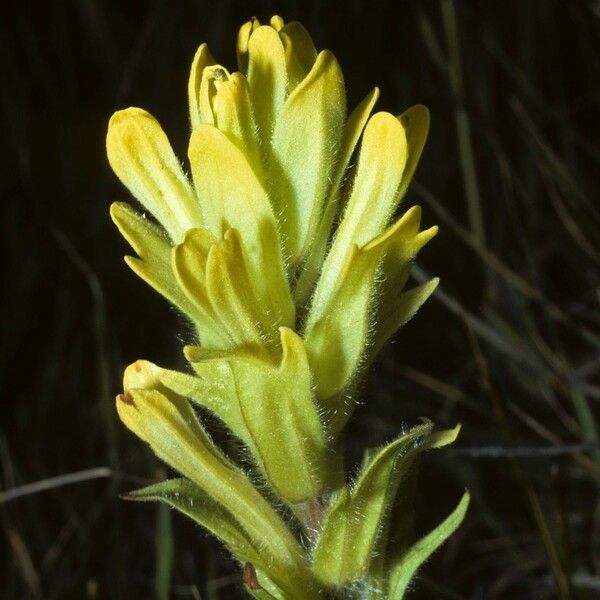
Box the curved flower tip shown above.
[123,359,162,391]
[106,107,202,243]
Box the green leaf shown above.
[127,479,265,569]
[312,425,428,586]
[387,492,470,599]
[130,481,295,599]
[312,424,461,586]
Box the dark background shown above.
[2,0,599,598]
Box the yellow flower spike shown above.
[108,15,465,598]
[279,21,318,88]
[188,124,294,331]
[116,385,315,598]
[246,25,287,138]
[106,108,203,243]
[188,43,216,129]
[270,49,346,267]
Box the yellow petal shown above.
[246,25,287,139]
[123,359,245,443]
[116,387,229,479]
[171,227,230,349]
[294,87,380,306]
[188,43,216,129]
[187,328,329,504]
[279,21,318,89]
[110,202,200,321]
[197,64,232,126]
[205,229,275,348]
[106,108,202,242]
[397,104,430,200]
[236,17,261,72]
[188,124,294,331]
[209,71,264,179]
[270,15,285,31]
[270,50,346,266]
[311,112,408,313]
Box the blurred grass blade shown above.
[155,501,174,600]
[440,0,485,245]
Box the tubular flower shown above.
[108,15,468,599]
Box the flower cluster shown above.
[107,16,468,599]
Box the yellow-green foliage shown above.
[107,15,468,599]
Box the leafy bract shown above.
[312,424,461,586]
[387,492,470,598]
[128,479,315,600]
[304,207,437,419]
[116,373,306,583]
[185,328,328,504]
[269,49,346,266]
[294,86,380,306]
